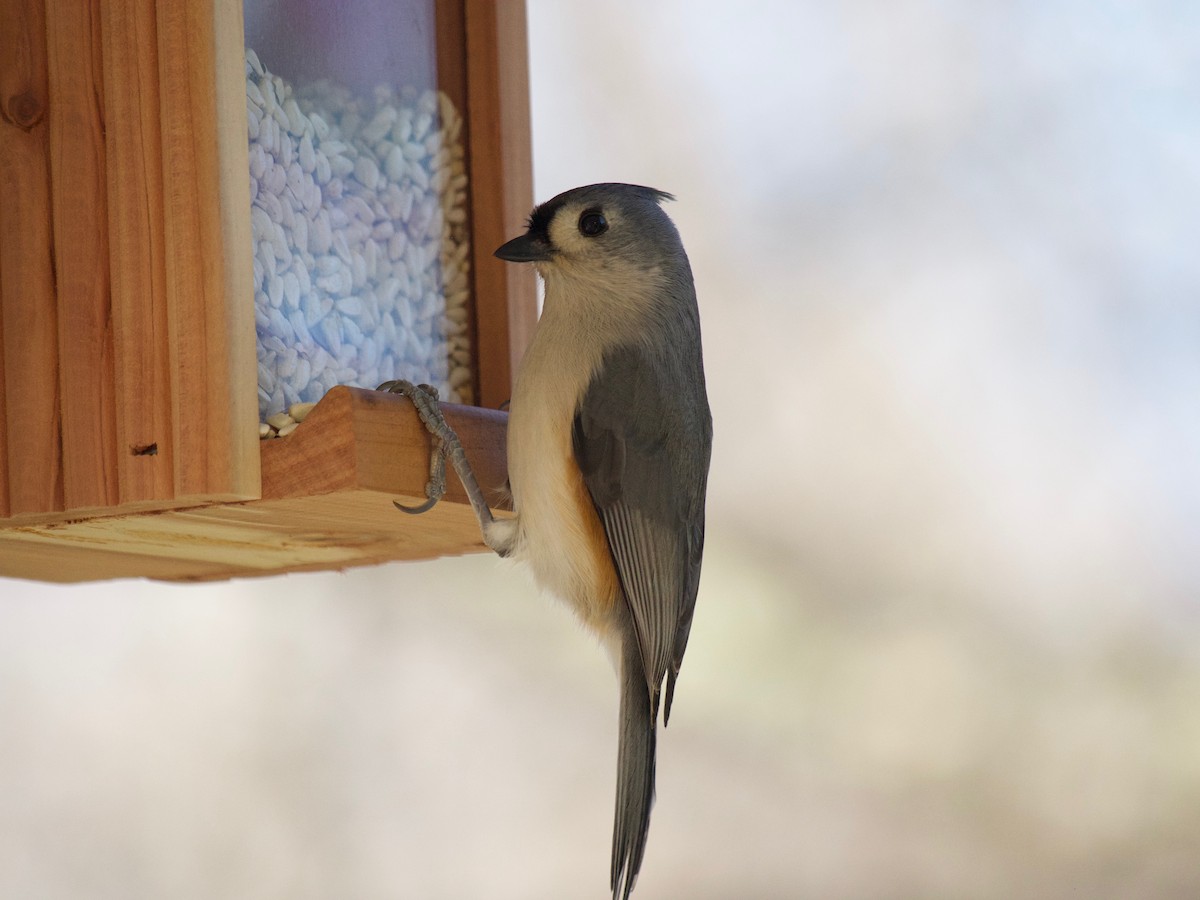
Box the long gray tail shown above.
[610,625,657,900]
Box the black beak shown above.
[494,232,553,263]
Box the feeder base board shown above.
[0,387,510,583]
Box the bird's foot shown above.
[377,379,502,549]
[377,380,451,513]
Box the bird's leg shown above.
[377,380,508,554]
[394,425,446,515]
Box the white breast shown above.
[503,261,664,633]
[505,305,612,627]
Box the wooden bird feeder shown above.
[0,0,535,582]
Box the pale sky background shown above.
[3,2,1200,898]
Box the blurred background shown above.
[3,1,1200,897]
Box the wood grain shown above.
[0,492,491,583]
[155,0,258,504]
[0,0,64,517]
[99,0,176,503]
[435,0,468,116]
[208,0,260,499]
[0,223,6,519]
[260,386,510,506]
[46,0,119,510]
[464,0,536,410]
[0,387,510,582]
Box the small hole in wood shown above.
[131,443,158,456]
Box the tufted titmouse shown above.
[381,183,711,899]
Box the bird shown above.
[380,182,712,899]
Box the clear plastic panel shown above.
[244,0,472,428]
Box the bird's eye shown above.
[578,210,608,237]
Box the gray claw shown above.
[394,496,439,515]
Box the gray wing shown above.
[573,342,711,722]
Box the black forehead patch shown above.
[525,194,571,241]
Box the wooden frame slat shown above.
[0,215,6,520]
[464,0,536,409]
[100,0,177,504]
[46,0,119,510]
[0,0,63,517]
[156,0,258,503]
